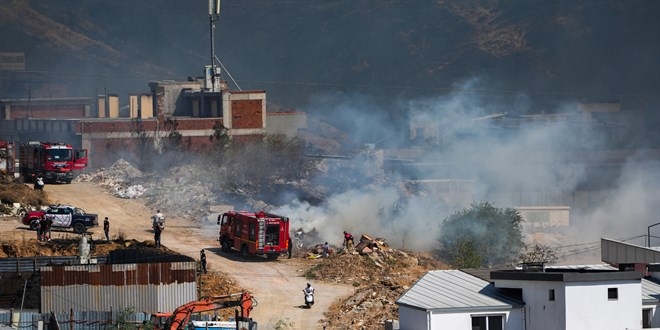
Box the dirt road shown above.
[3,182,354,329]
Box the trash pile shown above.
[77,159,146,199]
[298,232,446,329]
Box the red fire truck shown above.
[0,141,16,174]
[18,141,88,184]
[217,210,291,260]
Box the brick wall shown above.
[231,99,263,129]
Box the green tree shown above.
[451,240,484,269]
[438,202,524,268]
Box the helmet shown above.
[201,249,204,252]
[307,283,311,287]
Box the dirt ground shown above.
[0,181,354,330]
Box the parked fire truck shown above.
[218,210,291,260]
[18,141,88,184]
[0,140,15,174]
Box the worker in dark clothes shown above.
[154,223,162,248]
[103,217,110,241]
[287,236,293,259]
[200,249,207,274]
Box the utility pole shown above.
[209,0,221,92]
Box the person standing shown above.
[200,249,207,274]
[44,216,53,242]
[322,242,329,259]
[103,217,110,241]
[154,222,162,248]
[35,217,42,241]
[39,216,50,242]
[287,236,293,259]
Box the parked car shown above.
[22,204,99,234]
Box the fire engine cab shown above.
[218,210,290,260]
[18,141,88,184]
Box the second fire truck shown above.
[218,210,291,260]
[18,141,88,184]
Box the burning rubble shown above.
[296,229,446,329]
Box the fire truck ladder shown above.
[257,220,265,251]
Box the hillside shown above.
[1,0,658,115]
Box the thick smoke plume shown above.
[273,82,659,262]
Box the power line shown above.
[3,69,660,100]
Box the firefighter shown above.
[287,236,293,259]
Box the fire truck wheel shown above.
[241,245,248,259]
[65,179,72,184]
[29,220,39,231]
[73,222,86,234]
[221,238,230,252]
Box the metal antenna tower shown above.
[209,0,221,92]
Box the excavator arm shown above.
[164,291,255,330]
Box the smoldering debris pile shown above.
[78,160,244,222]
[140,165,217,220]
[299,232,445,329]
[77,159,146,199]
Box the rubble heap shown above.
[77,159,146,199]
[301,233,447,329]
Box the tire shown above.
[221,238,230,252]
[73,222,86,234]
[266,254,279,261]
[29,219,39,231]
[65,179,72,184]
[241,245,249,259]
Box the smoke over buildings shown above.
[274,85,660,263]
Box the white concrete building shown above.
[397,266,655,330]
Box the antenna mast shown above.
[208,0,221,92]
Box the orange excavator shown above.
[151,291,257,330]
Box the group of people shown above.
[319,231,355,258]
[35,216,53,242]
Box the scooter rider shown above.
[303,282,315,306]
[303,282,315,295]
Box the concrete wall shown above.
[266,112,307,138]
[129,95,138,118]
[97,96,106,118]
[496,277,643,330]
[516,206,570,228]
[108,94,119,118]
[399,306,520,330]
[398,306,428,330]
[497,279,567,330]
[149,81,203,117]
[565,280,641,330]
[0,99,90,119]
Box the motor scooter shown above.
[304,291,314,308]
[34,177,44,191]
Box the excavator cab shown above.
[149,313,170,330]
